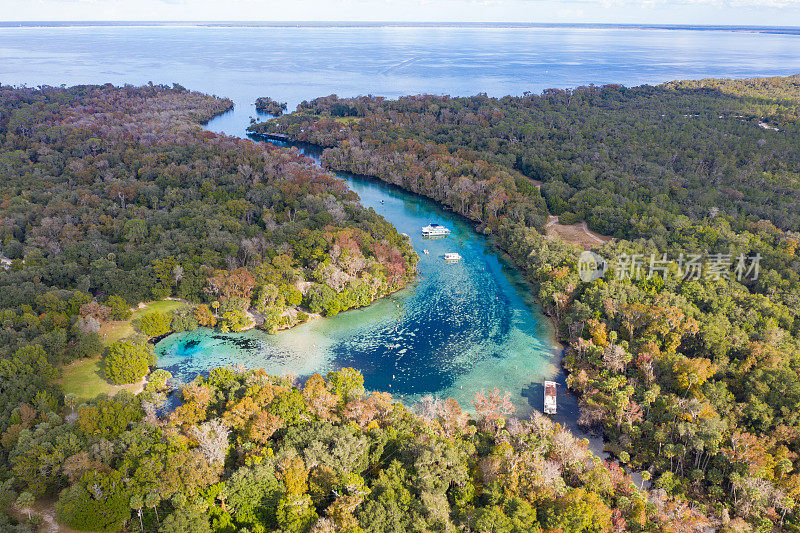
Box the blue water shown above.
[2,23,799,414]
[156,164,561,413]
[2,24,800,137]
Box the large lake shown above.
[2,23,799,414]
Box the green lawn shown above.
[99,299,187,346]
[62,299,189,399]
[59,357,117,399]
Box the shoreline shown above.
[249,132,593,435]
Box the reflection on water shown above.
[156,169,560,415]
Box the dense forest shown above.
[3,74,800,530]
[3,363,696,532]
[0,84,427,530]
[255,97,288,117]
[249,76,800,529]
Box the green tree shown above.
[130,494,144,532]
[159,507,211,533]
[106,295,132,320]
[55,471,132,532]
[102,341,154,385]
[137,311,172,338]
[15,492,34,521]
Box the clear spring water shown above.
[3,22,799,416]
[155,161,562,415]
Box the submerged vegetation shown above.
[2,72,800,529]
[0,83,420,530]
[251,76,800,529]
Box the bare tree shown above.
[191,419,230,465]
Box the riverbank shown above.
[247,133,608,440]
[244,132,580,412]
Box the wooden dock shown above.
[255,132,291,142]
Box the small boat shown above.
[444,252,462,262]
[423,249,429,254]
[544,380,557,415]
[422,223,451,237]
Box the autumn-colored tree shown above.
[586,318,609,348]
[79,300,111,321]
[194,304,217,327]
[666,353,716,398]
[277,457,318,531]
[206,267,256,300]
[473,388,515,431]
[249,410,284,444]
[302,373,338,420]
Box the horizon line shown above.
[1,21,800,31]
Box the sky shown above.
[1,0,799,27]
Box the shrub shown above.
[305,284,339,316]
[194,304,217,327]
[280,284,303,306]
[220,310,249,332]
[557,211,582,225]
[171,312,198,333]
[147,369,173,391]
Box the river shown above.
[156,132,565,418]
[5,22,797,424]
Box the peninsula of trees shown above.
[250,76,800,529]
[255,97,288,117]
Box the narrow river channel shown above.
[155,110,569,420]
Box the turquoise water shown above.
[156,162,560,414]
[4,22,799,414]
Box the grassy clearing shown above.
[61,299,188,399]
[99,299,187,346]
[59,357,143,399]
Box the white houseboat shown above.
[544,381,557,415]
[422,223,451,237]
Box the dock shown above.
[256,132,291,142]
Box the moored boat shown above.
[422,223,451,237]
[443,252,462,262]
[544,380,557,414]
